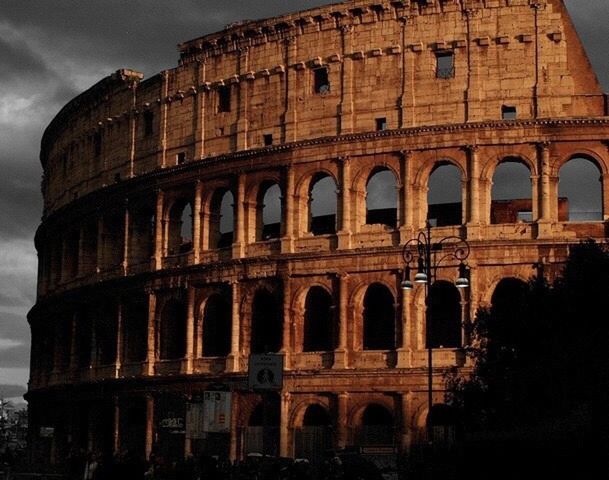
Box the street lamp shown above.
[401,221,470,443]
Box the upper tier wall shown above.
[40,0,605,216]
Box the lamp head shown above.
[456,262,469,289]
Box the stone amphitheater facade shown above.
[28,0,609,466]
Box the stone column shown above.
[602,173,609,221]
[281,166,295,253]
[194,61,207,160]
[69,312,78,374]
[146,291,157,376]
[281,275,292,370]
[228,281,242,372]
[145,394,154,460]
[233,174,246,258]
[193,181,203,263]
[185,287,196,374]
[122,202,130,275]
[279,392,291,458]
[397,279,412,368]
[537,142,553,238]
[466,145,482,239]
[115,302,123,377]
[113,396,120,454]
[399,150,414,243]
[154,190,164,270]
[337,156,352,250]
[229,392,240,461]
[337,392,349,449]
[339,25,354,134]
[334,273,349,369]
[400,392,413,452]
[96,215,105,273]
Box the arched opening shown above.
[245,395,280,456]
[54,315,72,371]
[76,307,92,369]
[95,302,118,366]
[366,169,398,227]
[429,281,461,349]
[309,175,337,235]
[295,405,333,462]
[428,163,463,226]
[363,284,396,350]
[129,206,155,268]
[258,183,282,241]
[202,293,232,357]
[123,295,148,363]
[64,230,80,279]
[491,159,532,224]
[428,404,460,448]
[358,404,394,446]
[558,157,603,221]
[103,212,124,269]
[303,287,335,352]
[159,298,187,360]
[251,289,283,354]
[210,189,234,248]
[490,278,529,345]
[167,201,193,255]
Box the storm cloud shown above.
[0,0,607,388]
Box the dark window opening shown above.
[366,169,398,227]
[428,163,463,226]
[363,283,396,350]
[247,397,281,456]
[309,175,337,235]
[159,299,187,360]
[491,160,532,224]
[143,111,154,136]
[76,309,92,368]
[93,132,102,157]
[264,134,273,146]
[358,404,395,446]
[303,287,335,352]
[96,303,118,366]
[303,405,331,426]
[202,292,232,357]
[210,189,234,248]
[167,201,193,254]
[559,157,603,221]
[502,105,517,120]
[177,152,186,165]
[258,183,282,241]
[123,296,148,363]
[428,281,461,349]
[129,207,155,267]
[376,118,387,131]
[218,85,231,113]
[314,67,330,94]
[436,52,455,79]
[251,289,283,354]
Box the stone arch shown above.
[290,398,332,428]
[256,181,282,241]
[428,281,462,349]
[208,188,235,248]
[482,273,530,305]
[158,297,187,360]
[363,283,396,350]
[302,285,336,352]
[558,154,604,221]
[490,157,533,224]
[301,172,338,236]
[364,167,399,227]
[427,160,464,227]
[354,403,395,446]
[165,197,193,255]
[250,288,283,354]
[199,290,232,357]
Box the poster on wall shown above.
[202,391,232,433]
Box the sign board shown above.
[248,353,284,391]
[159,417,185,434]
[203,391,232,433]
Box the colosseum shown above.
[28,0,609,470]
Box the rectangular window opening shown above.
[217,85,231,113]
[143,111,154,136]
[517,211,532,223]
[502,105,517,120]
[376,118,387,131]
[176,152,186,165]
[314,67,330,94]
[93,132,102,157]
[264,134,273,146]
[436,52,455,79]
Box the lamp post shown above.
[401,221,470,444]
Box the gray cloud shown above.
[0,344,30,369]
[0,384,27,399]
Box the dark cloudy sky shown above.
[0,0,607,395]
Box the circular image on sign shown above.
[257,368,275,385]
